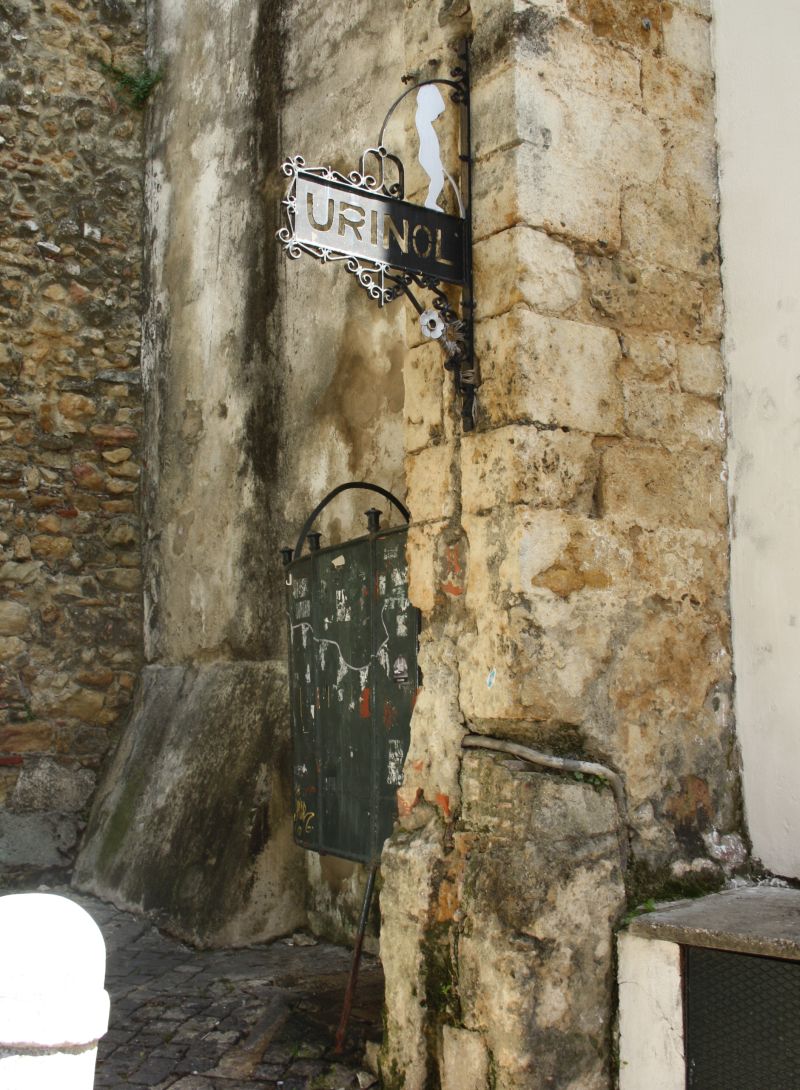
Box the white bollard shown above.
[0,893,110,1090]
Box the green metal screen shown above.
[287,524,417,864]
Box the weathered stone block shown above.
[476,308,624,434]
[10,759,95,814]
[621,365,722,448]
[641,53,714,124]
[0,768,19,807]
[380,820,444,1090]
[405,444,456,523]
[632,526,728,605]
[473,7,641,105]
[681,393,724,448]
[600,442,727,529]
[97,568,141,592]
[73,662,306,947]
[461,425,598,515]
[620,330,677,381]
[441,1027,489,1090]
[401,631,465,816]
[577,252,722,339]
[0,724,55,754]
[59,688,107,724]
[464,508,634,603]
[474,226,583,320]
[457,753,625,1090]
[622,381,681,443]
[566,0,664,52]
[470,0,560,81]
[459,593,625,722]
[3,559,40,584]
[676,340,724,397]
[662,4,712,77]
[622,185,718,275]
[406,520,448,614]
[473,86,662,247]
[0,812,80,868]
[0,637,26,659]
[57,392,95,420]
[605,599,731,811]
[0,601,31,636]
[677,0,710,13]
[404,342,444,454]
[31,535,72,560]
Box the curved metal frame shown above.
[291,481,410,560]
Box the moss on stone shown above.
[623,856,725,916]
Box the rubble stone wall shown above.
[381,1,739,1087]
[0,0,146,883]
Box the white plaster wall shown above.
[713,2,800,878]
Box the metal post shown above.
[334,863,379,1054]
[458,37,476,430]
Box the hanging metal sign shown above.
[278,43,477,429]
[292,173,466,284]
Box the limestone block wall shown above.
[0,0,146,883]
[381,1,740,1087]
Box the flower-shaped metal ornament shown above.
[420,309,445,340]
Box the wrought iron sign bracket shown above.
[278,42,477,431]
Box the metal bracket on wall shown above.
[278,41,477,431]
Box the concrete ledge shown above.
[628,887,800,961]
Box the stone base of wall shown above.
[73,662,306,947]
[380,752,626,1090]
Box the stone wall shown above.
[74,0,411,945]
[0,0,146,884]
[380,1,740,1087]
[3,0,745,1082]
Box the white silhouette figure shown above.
[416,85,447,212]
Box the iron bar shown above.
[334,863,379,1054]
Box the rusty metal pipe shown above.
[334,863,378,1054]
[462,734,630,867]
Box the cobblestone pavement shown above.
[28,889,384,1089]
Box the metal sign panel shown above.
[287,525,417,864]
[293,172,465,284]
